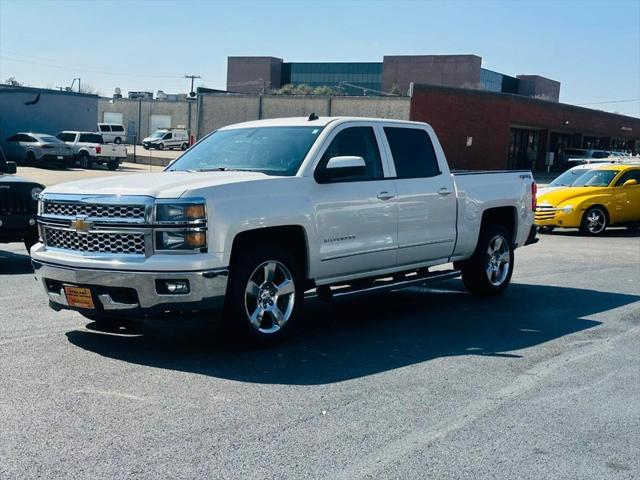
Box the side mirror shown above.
[6,161,17,174]
[319,156,366,181]
[623,179,638,187]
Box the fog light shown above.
[156,279,190,295]
[29,218,36,226]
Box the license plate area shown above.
[63,285,95,309]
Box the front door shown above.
[312,124,398,282]
[612,168,640,223]
[382,125,457,265]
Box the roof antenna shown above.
[308,112,319,121]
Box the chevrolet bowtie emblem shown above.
[70,217,92,233]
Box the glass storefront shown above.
[508,128,541,170]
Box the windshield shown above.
[549,168,592,187]
[38,135,63,144]
[168,126,323,175]
[150,130,166,139]
[572,170,617,187]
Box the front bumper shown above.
[534,207,582,228]
[33,260,228,316]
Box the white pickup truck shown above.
[56,131,127,170]
[32,117,537,344]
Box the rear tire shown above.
[78,151,91,169]
[580,206,608,236]
[538,226,555,234]
[114,137,122,144]
[460,224,514,296]
[223,244,303,345]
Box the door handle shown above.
[438,187,453,196]
[377,191,395,201]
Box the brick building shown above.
[410,85,640,171]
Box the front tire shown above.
[181,143,188,151]
[114,137,122,144]
[224,244,303,344]
[460,225,514,296]
[580,206,608,236]
[157,143,164,150]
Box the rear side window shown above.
[111,125,125,132]
[57,133,74,142]
[384,127,440,178]
[99,125,111,132]
[79,133,103,143]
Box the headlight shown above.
[31,187,43,201]
[154,200,206,224]
[560,205,573,213]
[155,230,207,251]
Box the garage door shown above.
[103,112,123,124]
[150,114,171,135]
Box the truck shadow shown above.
[65,282,638,385]
[0,248,33,275]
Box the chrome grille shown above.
[44,227,145,255]
[535,205,557,221]
[43,201,146,220]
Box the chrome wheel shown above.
[485,235,510,287]
[585,208,606,234]
[244,260,296,334]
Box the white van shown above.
[97,123,127,144]
[142,128,189,150]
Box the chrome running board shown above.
[305,269,461,301]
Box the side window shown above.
[58,133,72,142]
[99,125,110,132]
[23,135,37,143]
[384,127,440,179]
[615,170,640,186]
[112,125,124,132]
[164,133,172,140]
[316,126,383,182]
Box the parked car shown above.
[32,116,537,344]
[142,128,189,150]
[0,147,44,252]
[535,164,640,235]
[97,123,126,144]
[56,131,127,170]
[4,133,73,168]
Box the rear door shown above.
[381,124,457,265]
[311,123,398,281]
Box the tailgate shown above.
[98,145,127,159]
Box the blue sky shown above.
[1,0,638,117]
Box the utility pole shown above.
[185,74,201,145]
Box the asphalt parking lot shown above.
[0,226,638,479]
[15,162,164,187]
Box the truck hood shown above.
[538,186,609,206]
[44,170,276,198]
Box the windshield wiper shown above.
[191,167,251,172]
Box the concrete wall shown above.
[196,94,411,138]
[98,98,197,143]
[382,55,482,93]
[0,87,97,149]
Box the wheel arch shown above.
[480,206,517,243]
[229,225,311,280]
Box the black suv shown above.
[0,147,44,252]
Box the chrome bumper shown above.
[33,260,228,315]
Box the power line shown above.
[575,98,640,106]
[0,53,186,79]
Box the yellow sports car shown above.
[535,164,640,235]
